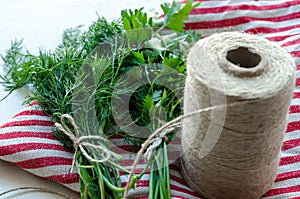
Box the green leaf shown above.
[133,51,145,64]
[143,94,154,110]
[162,57,181,69]
[151,90,162,102]
[161,89,168,104]
[121,8,154,44]
[161,0,201,32]
[165,56,186,73]
[122,18,132,30]
[175,64,186,73]
[125,28,153,44]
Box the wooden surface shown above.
[0,0,168,198]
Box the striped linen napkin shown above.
[1,1,300,198]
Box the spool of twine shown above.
[181,32,296,199]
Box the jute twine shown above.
[55,114,112,172]
[181,32,296,199]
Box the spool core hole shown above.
[226,47,261,68]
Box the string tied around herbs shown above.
[55,114,112,173]
[143,122,182,162]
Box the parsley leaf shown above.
[161,0,201,32]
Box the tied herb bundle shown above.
[0,1,201,198]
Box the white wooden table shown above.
[0,1,169,198]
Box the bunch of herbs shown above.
[0,0,201,198]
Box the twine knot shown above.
[55,114,112,172]
[143,122,181,161]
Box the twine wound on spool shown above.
[181,32,296,199]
